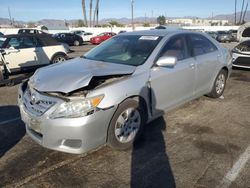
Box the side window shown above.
[7,38,21,49]
[159,35,189,61]
[19,37,37,48]
[189,34,218,56]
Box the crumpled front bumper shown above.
[18,84,117,154]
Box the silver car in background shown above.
[18,30,232,154]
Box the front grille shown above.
[233,57,250,67]
[23,87,56,117]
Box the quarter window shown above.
[189,34,218,56]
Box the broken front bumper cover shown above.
[18,85,117,154]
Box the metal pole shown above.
[131,0,135,30]
[235,0,237,25]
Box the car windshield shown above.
[84,35,162,66]
[0,37,6,48]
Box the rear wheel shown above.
[73,40,80,46]
[51,54,66,64]
[107,99,145,150]
[208,69,227,98]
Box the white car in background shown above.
[0,34,68,73]
[72,30,94,42]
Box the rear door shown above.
[150,34,196,114]
[187,34,220,95]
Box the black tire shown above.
[51,54,66,64]
[73,40,80,46]
[107,99,145,150]
[208,69,227,98]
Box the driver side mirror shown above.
[156,56,177,68]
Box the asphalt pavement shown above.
[0,43,249,188]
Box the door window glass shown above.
[159,35,189,61]
[189,34,218,56]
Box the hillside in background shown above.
[1,11,250,27]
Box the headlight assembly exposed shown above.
[50,95,104,119]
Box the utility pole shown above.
[131,0,135,30]
[235,0,237,25]
[8,7,13,26]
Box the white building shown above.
[166,18,229,26]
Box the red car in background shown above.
[90,32,116,44]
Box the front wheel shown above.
[107,99,145,150]
[208,69,227,98]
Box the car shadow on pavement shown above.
[131,116,176,188]
[0,105,25,158]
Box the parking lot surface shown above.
[0,43,250,188]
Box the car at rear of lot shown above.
[53,33,83,46]
[71,30,94,42]
[18,29,50,35]
[18,30,232,154]
[216,31,234,43]
[232,40,250,68]
[90,32,116,44]
[0,34,68,73]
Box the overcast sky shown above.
[0,0,241,21]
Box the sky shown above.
[0,0,241,21]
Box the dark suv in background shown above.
[216,31,234,43]
[53,33,83,46]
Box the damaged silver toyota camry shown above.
[18,30,232,154]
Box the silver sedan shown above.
[18,29,232,154]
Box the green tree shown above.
[77,19,86,27]
[157,16,166,25]
[143,22,150,27]
[109,20,124,27]
[27,22,36,28]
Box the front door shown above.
[150,35,196,115]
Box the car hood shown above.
[29,57,136,93]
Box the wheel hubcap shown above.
[53,57,65,63]
[215,74,225,94]
[114,108,141,143]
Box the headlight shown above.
[50,95,104,119]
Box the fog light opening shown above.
[61,139,82,149]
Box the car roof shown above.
[121,29,190,37]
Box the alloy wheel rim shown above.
[114,108,141,143]
[215,74,225,95]
[53,57,65,63]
